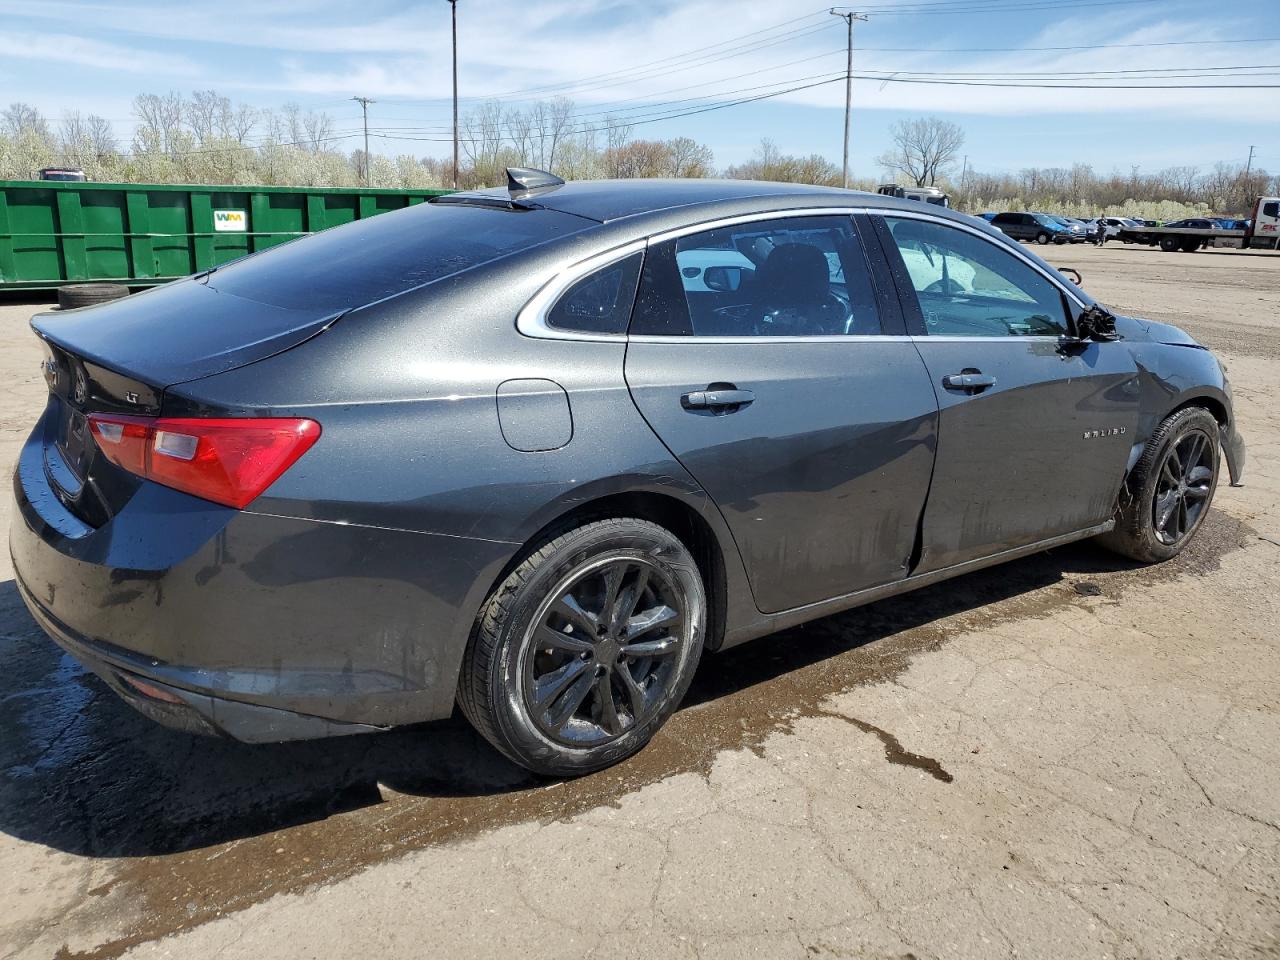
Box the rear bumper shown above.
[14,575,383,741]
[11,428,516,740]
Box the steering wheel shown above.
[754,292,852,336]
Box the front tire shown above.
[458,518,706,777]
[1097,407,1220,563]
[1035,232,1051,245]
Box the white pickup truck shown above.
[1116,196,1280,252]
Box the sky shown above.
[1,0,1277,178]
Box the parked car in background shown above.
[876,184,950,207]
[990,211,1071,244]
[1087,216,1141,240]
[1050,217,1090,242]
[37,167,86,182]
[12,173,1245,776]
[1164,218,1218,231]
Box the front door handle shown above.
[682,387,755,411]
[942,372,996,393]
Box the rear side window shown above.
[545,252,642,335]
[205,203,591,311]
[991,213,1016,225]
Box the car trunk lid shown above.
[30,278,339,527]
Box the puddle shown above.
[1,511,1253,960]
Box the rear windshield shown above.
[205,202,591,310]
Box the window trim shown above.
[515,205,1085,343]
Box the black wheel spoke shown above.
[545,668,596,730]
[535,657,590,707]
[536,624,593,655]
[1161,459,1180,488]
[1184,484,1211,502]
[1176,497,1189,539]
[1154,490,1179,531]
[625,635,681,658]
[600,564,627,626]
[625,604,680,640]
[616,664,648,720]
[595,672,622,736]
[621,566,651,621]
[554,594,599,637]
[1181,434,1204,472]
[1187,465,1213,485]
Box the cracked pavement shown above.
[1,243,1278,959]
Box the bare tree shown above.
[460,100,506,183]
[302,110,334,152]
[86,114,116,157]
[876,116,965,187]
[227,102,259,144]
[666,136,713,177]
[187,89,229,143]
[3,102,50,139]
[531,97,574,170]
[133,92,184,154]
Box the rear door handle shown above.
[682,387,755,410]
[942,372,996,392]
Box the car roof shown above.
[443,177,936,225]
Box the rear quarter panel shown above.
[166,256,757,710]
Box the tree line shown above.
[1,93,1274,218]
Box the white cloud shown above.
[0,30,197,74]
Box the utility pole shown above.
[961,154,969,208]
[1244,144,1256,180]
[351,96,375,185]
[449,0,460,190]
[830,8,868,190]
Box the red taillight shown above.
[88,414,320,509]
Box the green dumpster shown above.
[0,179,450,291]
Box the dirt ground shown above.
[1,242,1278,960]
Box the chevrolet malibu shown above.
[12,173,1245,776]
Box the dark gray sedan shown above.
[12,173,1245,776]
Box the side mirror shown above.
[1075,303,1118,342]
[703,265,743,292]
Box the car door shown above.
[624,213,938,614]
[872,213,1141,573]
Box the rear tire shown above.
[1159,236,1180,253]
[1097,407,1220,563]
[458,518,706,777]
[57,283,130,309]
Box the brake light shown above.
[88,414,320,509]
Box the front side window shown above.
[1263,201,1279,219]
[545,252,642,335]
[630,216,881,337]
[885,216,1070,338]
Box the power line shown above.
[851,36,1280,53]
[369,76,850,144]
[350,59,1280,138]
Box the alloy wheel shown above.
[1152,430,1215,545]
[520,555,687,747]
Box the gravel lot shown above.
[1,242,1278,960]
